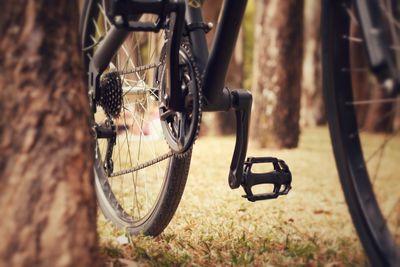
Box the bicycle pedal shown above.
[242,157,292,202]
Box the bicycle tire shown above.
[80,0,191,236]
[322,0,400,265]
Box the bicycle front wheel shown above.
[80,0,191,236]
[322,0,400,265]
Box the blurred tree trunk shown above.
[301,0,325,126]
[363,85,395,132]
[250,0,304,148]
[203,0,243,135]
[362,0,396,132]
[0,1,98,266]
[350,10,395,132]
[350,22,371,127]
[202,0,222,48]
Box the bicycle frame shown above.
[185,0,247,111]
[87,0,252,190]
[88,0,396,189]
[90,0,247,112]
[185,0,253,190]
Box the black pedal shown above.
[242,157,292,202]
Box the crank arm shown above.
[228,89,252,189]
[225,89,293,201]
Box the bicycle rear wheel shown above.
[322,0,400,265]
[80,0,192,236]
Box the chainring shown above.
[157,42,202,154]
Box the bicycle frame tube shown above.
[91,27,129,75]
[201,0,248,111]
[354,0,399,89]
[185,3,209,74]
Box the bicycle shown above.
[80,0,399,266]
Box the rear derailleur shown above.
[94,118,116,176]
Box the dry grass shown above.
[97,127,385,266]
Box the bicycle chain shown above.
[115,62,163,76]
[109,151,175,177]
[178,40,203,156]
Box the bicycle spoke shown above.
[379,2,400,29]
[386,198,400,221]
[121,107,141,217]
[97,3,112,30]
[116,131,125,208]
[343,3,359,25]
[365,129,400,164]
[343,35,363,43]
[346,97,400,106]
[347,102,397,139]
[371,141,385,184]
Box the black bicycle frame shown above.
[90,0,247,112]
[186,0,247,111]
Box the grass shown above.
[96,127,395,266]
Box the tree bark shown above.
[362,0,396,133]
[202,0,243,135]
[349,9,395,132]
[363,85,395,132]
[0,1,98,266]
[300,0,325,127]
[350,22,371,128]
[250,0,304,148]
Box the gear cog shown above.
[98,72,123,118]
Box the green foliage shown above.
[243,0,255,90]
[103,245,123,258]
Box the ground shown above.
[98,127,369,266]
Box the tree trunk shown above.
[362,0,396,133]
[363,84,395,132]
[202,0,243,135]
[0,1,98,266]
[350,22,371,127]
[349,10,395,132]
[301,0,325,127]
[250,0,304,148]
